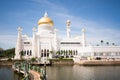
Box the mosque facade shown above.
[14,12,120,62]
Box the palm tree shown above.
[106,42,109,46]
[101,40,103,46]
[50,51,53,54]
[61,50,63,56]
[63,50,66,57]
[56,51,60,56]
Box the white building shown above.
[14,12,120,60]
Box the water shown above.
[0,66,23,80]
[0,65,120,80]
[46,65,120,80]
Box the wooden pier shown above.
[30,70,41,80]
[12,62,46,80]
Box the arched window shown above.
[24,51,26,56]
[47,49,49,52]
[41,49,43,52]
[47,49,49,57]
[44,49,46,57]
[30,50,32,56]
[76,50,78,55]
[44,49,46,52]
[41,53,43,57]
[47,53,49,57]
[74,50,75,55]
[27,50,29,55]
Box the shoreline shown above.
[1,59,120,66]
[74,60,120,66]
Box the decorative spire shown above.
[18,27,22,32]
[32,27,37,32]
[82,28,86,33]
[44,11,48,17]
[66,20,71,26]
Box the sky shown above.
[0,0,120,49]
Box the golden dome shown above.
[38,12,54,26]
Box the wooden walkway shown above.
[30,70,41,80]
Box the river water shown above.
[0,65,120,80]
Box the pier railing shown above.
[12,62,46,80]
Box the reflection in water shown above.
[47,65,120,80]
[0,65,120,80]
[0,66,23,80]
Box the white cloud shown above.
[32,0,120,46]
[52,12,120,45]
[1,0,120,49]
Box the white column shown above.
[82,28,86,47]
[54,28,58,52]
[32,27,36,58]
[66,20,71,38]
[37,38,40,58]
[14,27,23,59]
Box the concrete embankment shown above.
[0,61,13,66]
[75,60,120,66]
[1,59,120,66]
[50,59,74,65]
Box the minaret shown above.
[32,27,37,58]
[82,28,86,47]
[54,28,58,51]
[15,27,22,59]
[66,20,71,38]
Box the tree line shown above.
[0,48,15,59]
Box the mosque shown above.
[14,12,120,62]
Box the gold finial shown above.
[44,11,48,17]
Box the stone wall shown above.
[50,59,74,65]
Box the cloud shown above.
[1,0,120,49]
[52,12,120,45]
[30,0,120,45]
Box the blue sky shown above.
[0,0,120,49]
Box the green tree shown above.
[56,50,60,56]
[61,50,63,54]
[0,48,4,58]
[4,48,15,58]
[50,51,53,54]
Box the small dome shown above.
[38,12,54,26]
[82,28,86,32]
[66,20,71,26]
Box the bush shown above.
[95,57,101,60]
[31,58,36,62]
[59,56,63,60]
[7,58,12,62]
